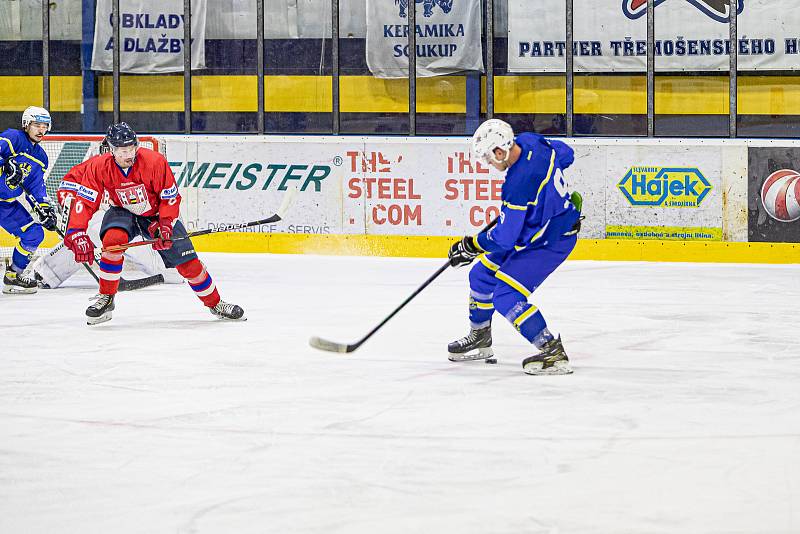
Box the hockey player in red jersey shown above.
[32,139,181,289]
[63,123,245,324]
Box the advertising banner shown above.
[366,0,484,79]
[166,138,507,237]
[508,0,800,72]
[604,145,723,240]
[92,0,207,73]
[165,137,732,243]
[747,147,800,243]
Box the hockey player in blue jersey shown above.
[447,119,582,375]
[0,106,58,294]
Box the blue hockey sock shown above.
[504,301,548,344]
[11,246,33,273]
[468,290,494,329]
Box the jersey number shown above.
[553,168,570,199]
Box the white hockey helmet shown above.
[22,106,52,132]
[471,119,514,165]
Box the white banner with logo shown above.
[91,0,207,73]
[366,0,484,79]
[508,0,800,72]
[603,146,724,240]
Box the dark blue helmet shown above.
[106,122,138,148]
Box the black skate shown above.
[522,336,573,375]
[86,294,115,325]
[210,300,246,321]
[448,326,494,362]
[2,270,38,294]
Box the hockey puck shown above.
[485,358,498,364]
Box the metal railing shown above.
[32,0,746,137]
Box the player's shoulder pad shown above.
[69,155,97,175]
[0,129,48,169]
[79,153,112,174]
[140,148,171,174]
[136,146,166,163]
[514,133,550,164]
[90,153,114,165]
[29,143,49,169]
[507,134,553,186]
[514,131,543,147]
[516,132,552,163]
[0,128,24,150]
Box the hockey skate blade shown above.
[2,286,37,295]
[309,336,350,353]
[87,312,113,326]
[448,347,494,363]
[212,315,248,322]
[522,360,573,376]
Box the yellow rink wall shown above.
[187,233,800,264]
[3,231,800,264]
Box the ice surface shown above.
[2,253,799,533]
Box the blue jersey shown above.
[475,132,579,253]
[0,128,50,204]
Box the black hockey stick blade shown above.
[308,260,452,354]
[308,218,499,355]
[118,274,165,292]
[308,336,359,354]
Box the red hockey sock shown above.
[177,258,220,307]
[98,228,128,295]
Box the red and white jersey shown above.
[57,157,97,207]
[67,147,181,231]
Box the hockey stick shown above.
[118,273,164,291]
[24,190,101,284]
[309,218,498,354]
[101,185,299,253]
[25,191,163,292]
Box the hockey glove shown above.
[2,158,22,189]
[563,191,584,237]
[449,236,482,267]
[148,218,174,251]
[36,202,58,232]
[64,230,95,264]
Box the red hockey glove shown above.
[148,218,174,251]
[64,230,95,264]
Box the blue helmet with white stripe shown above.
[22,106,52,132]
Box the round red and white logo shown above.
[761,169,800,223]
